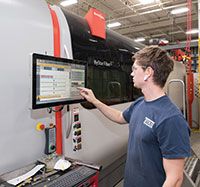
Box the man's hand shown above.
[78,87,98,104]
[78,87,126,124]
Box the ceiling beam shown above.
[108,1,198,22]
[116,15,198,36]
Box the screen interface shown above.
[32,54,86,109]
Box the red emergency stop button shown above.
[36,123,45,131]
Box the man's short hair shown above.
[133,45,174,88]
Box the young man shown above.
[79,46,191,187]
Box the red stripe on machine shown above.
[48,5,62,155]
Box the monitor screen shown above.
[32,53,86,109]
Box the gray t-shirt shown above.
[123,95,191,187]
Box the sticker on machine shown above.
[143,117,155,128]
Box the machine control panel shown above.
[72,108,82,151]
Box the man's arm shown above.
[78,87,127,124]
[162,158,185,187]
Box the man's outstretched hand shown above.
[77,87,97,104]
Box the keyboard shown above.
[37,166,97,187]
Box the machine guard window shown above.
[81,65,142,109]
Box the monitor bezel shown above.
[32,53,87,109]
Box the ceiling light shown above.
[134,37,145,42]
[139,0,159,5]
[159,39,169,45]
[171,7,189,15]
[60,0,77,7]
[89,39,98,43]
[107,22,121,28]
[118,48,129,52]
[186,29,198,34]
[134,47,140,50]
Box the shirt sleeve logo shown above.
[143,117,155,128]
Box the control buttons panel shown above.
[72,108,82,151]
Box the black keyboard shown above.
[37,166,96,187]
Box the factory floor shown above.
[115,131,200,187]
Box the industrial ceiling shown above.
[46,0,198,45]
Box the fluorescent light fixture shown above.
[60,0,77,7]
[171,7,189,14]
[134,37,145,42]
[134,47,140,50]
[107,22,121,28]
[159,39,169,45]
[140,8,162,15]
[89,39,98,43]
[118,48,129,52]
[139,0,159,5]
[186,29,198,34]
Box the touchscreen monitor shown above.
[32,53,86,109]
